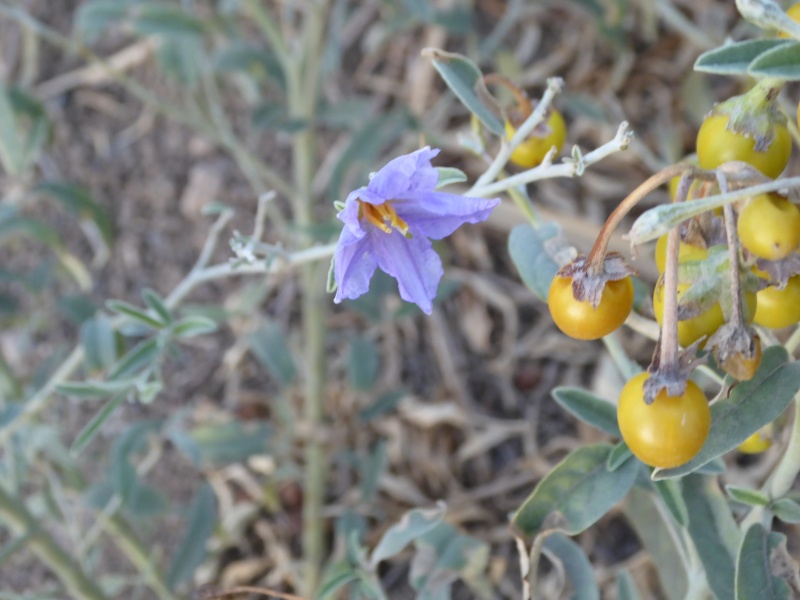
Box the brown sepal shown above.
[708,324,761,382]
[755,254,800,289]
[557,252,637,309]
[643,336,707,405]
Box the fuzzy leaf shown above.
[247,321,296,386]
[508,222,563,302]
[542,533,599,600]
[348,336,380,392]
[80,314,117,371]
[434,167,468,189]
[748,41,800,80]
[616,570,642,600]
[370,503,446,567]
[551,387,621,437]
[726,485,770,507]
[424,49,504,135]
[735,524,795,600]
[166,484,217,590]
[682,475,741,600]
[70,394,126,455]
[624,487,687,600]
[654,479,688,527]
[694,39,793,75]
[37,181,113,246]
[655,346,800,479]
[772,498,800,524]
[512,444,637,538]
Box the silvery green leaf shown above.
[369,502,446,567]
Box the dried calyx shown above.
[556,253,636,309]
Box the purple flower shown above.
[332,147,501,314]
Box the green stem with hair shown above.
[0,483,110,600]
[285,0,331,593]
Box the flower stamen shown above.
[359,200,409,235]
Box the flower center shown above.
[359,200,409,235]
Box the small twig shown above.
[471,77,561,190]
[0,242,336,444]
[193,209,235,273]
[252,192,276,243]
[585,162,693,274]
[468,121,634,198]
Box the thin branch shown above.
[468,121,634,198]
[0,484,110,600]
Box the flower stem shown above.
[586,163,692,274]
[287,0,331,593]
[720,183,744,327]
[659,200,682,375]
[0,484,110,600]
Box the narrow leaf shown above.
[172,315,217,339]
[107,338,160,381]
[370,503,446,567]
[348,336,380,391]
[75,0,132,39]
[434,167,467,189]
[247,321,296,386]
[80,314,116,371]
[107,300,165,329]
[57,379,134,398]
[0,83,22,174]
[654,479,688,527]
[37,182,113,245]
[624,487,687,600]
[748,41,800,80]
[616,569,642,600]
[542,533,599,600]
[736,524,794,600]
[141,289,172,324]
[682,475,740,600]
[166,483,217,590]
[772,498,800,524]
[317,562,359,600]
[726,485,770,507]
[551,387,621,437]
[694,39,792,75]
[606,441,633,471]
[512,444,638,538]
[132,5,206,37]
[410,522,490,597]
[655,346,799,479]
[424,48,504,135]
